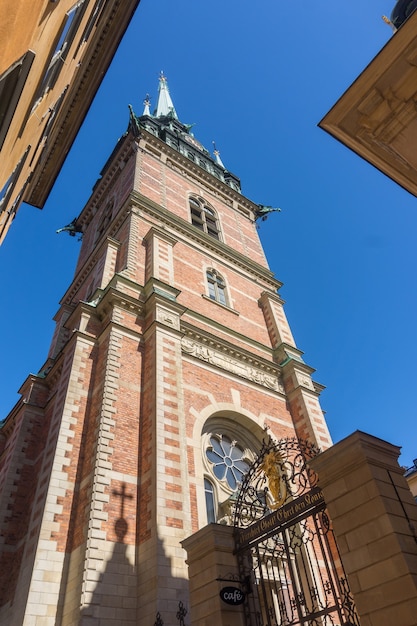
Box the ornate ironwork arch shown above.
[233,437,360,626]
[233,437,320,530]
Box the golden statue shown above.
[259,450,287,509]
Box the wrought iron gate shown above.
[233,438,360,626]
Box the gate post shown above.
[309,430,417,626]
[182,524,245,626]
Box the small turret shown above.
[142,94,151,116]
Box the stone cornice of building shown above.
[52,302,75,323]
[312,380,325,395]
[0,374,49,438]
[274,342,324,397]
[273,342,306,366]
[32,327,98,403]
[142,290,188,342]
[95,284,145,321]
[93,315,144,348]
[60,234,123,307]
[258,289,286,307]
[319,10,417,197]
[77,136,137,231]
[25,0,142,208]
[37,360,64,395]
[137,128,257,219]
[142,276,181,302]
[64,281,144,333]
[180,323,285,396]
[183,309,276,360]
[130,191,282,291]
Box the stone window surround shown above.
[189,195,221,240]
[206,267,228,307]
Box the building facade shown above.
[319,8,417,499]
[319,9,417,197]
[0,0,141,244]
[0,75,332,625]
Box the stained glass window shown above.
[206,435,250,491]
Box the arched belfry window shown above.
[189,196,220,240]
[206,269,227,306]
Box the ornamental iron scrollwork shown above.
[176,601,187,626]
[233,437,320,529]
[154,612,163,626]
[233,437,361,626]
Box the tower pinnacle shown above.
[155,71,178,119]
[142,94,151,116]
[212,142,226,169]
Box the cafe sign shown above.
[220,586,246,606]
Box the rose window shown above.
[206,434,250,490]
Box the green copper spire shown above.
[155,71,178,119]
[131,74,241,194]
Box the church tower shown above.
[0,74,332,626]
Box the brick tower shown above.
[0,74,332,626]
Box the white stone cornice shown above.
[181,327,284,394]
[95,287,145,319]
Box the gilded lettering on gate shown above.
[236,486,325,548]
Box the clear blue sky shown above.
[1,0,416,467]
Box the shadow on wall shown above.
[78,488,190,625]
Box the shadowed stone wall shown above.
[310,430,417,626]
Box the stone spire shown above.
[155,71,178,119]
